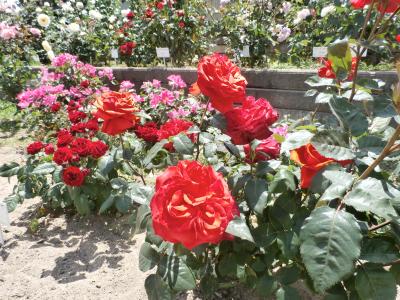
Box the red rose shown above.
[44,144,55,155]
[318,59,336,79]
[150,160,239,250]
[62,166,86,186]
[80,80,90,88]
[396,34,400,43]
[145,8,154,18]
[178,21,185,28]
[189,82,201,96]
[156,1,164,10]
[70,122,87,134]
[57,129,74,147]
[224,96,279,145]
[243,136,281,163]
[290,143,353,189]
[135,122,159,143]
[50,102,61,112]
[68,111,87,124]
[93,92,138,136]
[85,119,99,131]
[89,140,108,158]
[351,0,400,13]
[27,141,44,155]
[158,119,195,151]
[70,138,91,157]
[53,147,73,165]
[196,53,248,113]
[127,11,134,19]
[176,9,185,17]
[67,100,81,112]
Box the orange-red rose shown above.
[196,53,247,113]
[290,143,352,189]
[150,160,239,250]
[93,92,138,136]
[224,96,279,145]
[351,0,400,13]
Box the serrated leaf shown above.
[311,167,354,201]
[355,265,396,300]
[31,163,56,175]
[127,184,154,205]
[157,255,196,291]
[115,195,132,213]
[144,274,173,300]
[99,194,115,214]
[98,154,115,176]
[226,216,254,243]
[0,162,20,177]
[276,286,301,300]
[143,140,168,167]
[139,242,160,272]
[300,207,362,293]
[281,130,314,153]
[172,134,194,155]
[311,130,355,160]
[360,237,400,264]
[316,92,334,104]
[110,178,128,189]
[245,178,269,215]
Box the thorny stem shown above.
[195,98,211,160]
[369,220,391,231]
[118,135,147,185]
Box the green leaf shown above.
[269,169,296,193]
[355,265,397,300]
[0,162,20,177]
[143,140,168,167]
[316,92,335,104]
[157,255,196,291]
[115,195,132,213]
[110,178,128,189]
[74,193,91,216]
[226,216,255,243]
[172,133,194,155]
[276,286,301,300]
[328,39,352,76]
[305,76,336,87]
[135,204,151,234]
[139,242,160,272]
[245,178,269,215]
[31,163,56,175]
[344,178,400,222]
[311,167,354,201]
[300,207,362,293]
[360,237,400,264]
[277,231,300,260]
[99,194,115,214]
[255,275,278,298]
[276,265,302,285]
[98,154,115,176]
[311,130,355,160]
[199,132,214,144]
[144,274,173,300]
[281,130,314,153]
[4,194,21,212]
[127,184,154,205]
[328,96,368,137]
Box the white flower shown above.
[35,7,42,13]
[121,9,130,17]
[220,0,230,6]
[41,40,52,52]
[108,15,116,23]
[294,8,310,25]
[108,24,113,29]
[271,24,283,34]
[277,27,291,42]
[89,9,102,20]
[61,2,74,12]
[67,22,80,32]
[321,5,336,17]
[47,50,55,61]
[76,2,84,9]
[282,2,292,15]
[267,2,273,10]
[81,10,87,15]
[37,14,50,27]
[44,2,50,7]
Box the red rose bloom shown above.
[93,92,138,136]
[50,102,61,112]
[351,0,400,13]
[224,96,279,145]
[243,136,281,163]
[57,129,74,147]
[68,111,87,124]
[196,53,248,113]
[158,119,195,151]
[62,166,86,187]
[27,141,45,155]
[70,122,87,134]
[53,147,73,165]
[44,144,55,155]
[67,100,81,112]
[396,34,400,43]
[178,21,185,28]
[290,143,353,189]
[145,8,154,18]
[150,160,239,250]
[80,80,90,88]
[70,138,91,157]
[176,9,185,17]
[156,1,164,10]
[318,59,336,79]
[89,141,108,158]
[189,82,201,96]
[85,119,99,131]
[135,122,159,143]
[127,11,134,19]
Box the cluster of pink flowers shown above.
[167,75,187,89]
[120,80,135,91]
[0,22,20,40]
[141,79,162,92]
[17,84,68,108]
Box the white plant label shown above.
[156,47,170,58]
[312,47,328,58]
[240,45,250,57]
[0,202,10,226]
[111,48,119,59]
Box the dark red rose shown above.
[57,129,74,147]
[68,111,87,124]
[80,80,90,88]
[50,102,61,112]
[196,53,247,113]
[158,119,195,151]
[178,21,185,28]
[85,119,99,131]
[150,160,239,250]
[290,143,353,189]
[27,141,45,155]
[93,92,138,136]
[70,122,87,134]
[53,147,73,165]
[243,136,281,163]
[67,100,81,112]
[224,96,279,145]
[145,8,154,18]
[62,166,86,186]
[135,122,159,143]
[176,9,185,17]
[127,11,134,19]
[44,144,55,155]
[89,140,108,158]
[156,1,164,10]
[70,138,91,157]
